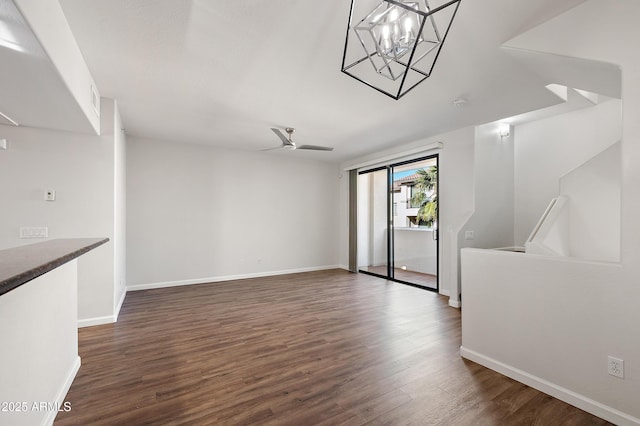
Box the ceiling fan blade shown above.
[271,128,293,146]
[297,144,334,151]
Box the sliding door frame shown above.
[357,154,439,293]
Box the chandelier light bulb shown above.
[389,8,399,22]
[404,17,413,32]
[382,24,390,39]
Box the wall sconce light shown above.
[499,124,511,138]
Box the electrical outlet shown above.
[45,189,56,201]
[465,230,475,240]
[608,356,624,379]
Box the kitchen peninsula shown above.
[0,238,108,426]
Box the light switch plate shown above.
[20,227,48,239]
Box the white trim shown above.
[127,265,342,291]
[338,264,350,271]
[342,141,443,171]
[114,289,127,322]
[78,315,114,328]
[448,298,461,308]
[78,291,126,328]
[439,288,450,297]
[41,356,80,426]
[459,346,640,426]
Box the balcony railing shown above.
[393,227,437,275]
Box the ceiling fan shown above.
[265,128,334,151]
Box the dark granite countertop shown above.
[0,238,109,296]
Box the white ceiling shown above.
[30,0,594,161]
[0,0,96,134]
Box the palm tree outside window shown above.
[410,166,438,228]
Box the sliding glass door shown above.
[391,158,438,289]
[357,168,389,277]
[357,156,438,291]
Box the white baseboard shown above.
[460,346,640,426]
[449,298,461,308]
[78,315,115,328]
[114,289,127,322]
[439,289,450,297]
[78,289,128,328]
[127,265,342,292]
[42,356,81,426]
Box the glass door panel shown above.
[391,158,438,289]
[357,168,389,276]
[357,155,438,291]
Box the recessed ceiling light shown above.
[452,98,467,108]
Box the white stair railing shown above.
[525,195,570,256]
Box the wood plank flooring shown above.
[55,269,610,425]
[361,266,437,289]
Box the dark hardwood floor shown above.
[55,269,610,425]
[361,266,437,289]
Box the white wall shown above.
[449,122,516,307]
[126,137,340,288]
[439,128,475,302]
[561,142,621,261]
[0,98,125,324]
[514,99,622,245]
[460,122,515,251]
[0,261,80,426]
[14,0,101,134]
[461,249,634,424]
[461,0,640,422]
[113,102,127,315]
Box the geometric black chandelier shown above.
[341,0,462,100]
